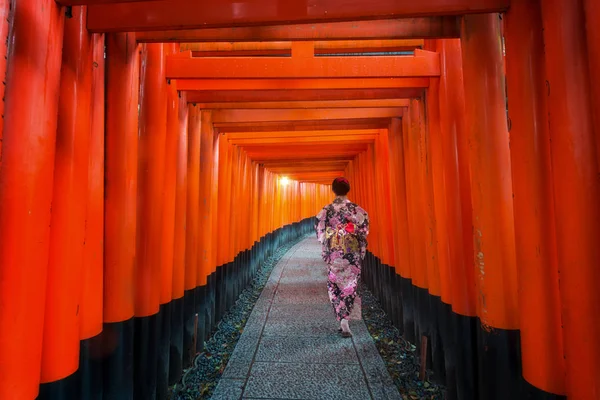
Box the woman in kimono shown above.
[315,177,369,338]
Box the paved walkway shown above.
[211,238,401,400]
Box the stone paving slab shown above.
[243,362,371,400]
[211,238,402,400]
[255,335,359,364]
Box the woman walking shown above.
[315,177,369,338]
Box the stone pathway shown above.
[211,238,402,400]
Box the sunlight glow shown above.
[280,176,290,186]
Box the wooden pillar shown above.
[156,43,179,400]
[40,5,92,394]
[103,32,140,399]
[461,13,520,399]
[199,111,215,288]
[135,42,168,399]
[0,0,64,397]
[438,38,478,400]
[0,0,10,166]
[504,0,566,396]
[169,92,189,385]
[183,104,201,368]
[583,0,600,172]
[541,1,600,397]
[79,31,106,400]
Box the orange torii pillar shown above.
[169,92,189,384]
[215,135,231,322]
[103,32,140,399]
[437,38,478,400]
[209,126,220,330]
[157,43,179,399]
[583,0,600,171]
[0,0,9,163]
[374,128,400,329]
[398,114,418,344]
[387,118,412,336]
[541,1,600,398]
[424,61,452,386]
[504,0,566,397]
[79,32,107,400]
[461,13,520,399]
[195,109,216,349]
[405,100,432,347]
[39,6,92,397]
[135,42,168,399]
[0,0,64,397]
[183,105,201,368]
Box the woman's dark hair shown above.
[332,177,350,196]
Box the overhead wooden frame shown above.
[177,78,430,91]
[185,89,424,103]
[211,107,404,124]
[167,46,440,79]
[178,39,424,57]
[215,119,392,133]
[85,0,510,32]
[194,99,410,109]
[135,17,461,42]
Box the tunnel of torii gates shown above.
[0,0,599,399]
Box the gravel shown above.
[169,237,304,400]
[360,284,446,400]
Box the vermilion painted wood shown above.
[177,78,430,91]
[185,105,201,290]
[0,0,64,395]
[167,50,440,79]
[541,0,600,397]
[215,120,391,133]
[86,0,510,32]
[42,7,93,383]
[81,32,106,341]
[186,89,425,103]
[504,0,566,394]
[135,17,460,42]
[211,108,404,123]
[0,0,9,167]
[103,33,140,323]
[160,44,180,305]
[583,0,600,172]
[194,99,410,110]
[136,43,168,318]
[461,13,519,330]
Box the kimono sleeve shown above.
[356,207,370,259]
[315,207,328,244]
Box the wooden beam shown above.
[215,119,391,132]
[58,0,157,5]
[225,129,379,139]
[167,49,440,79]
[179,39,424,56]
[260,156,355,165]
[198,99,410,109]
[177,78,430,91]
[212,108,404,123]
[135,17,460,42]
[266,165,348,173]
[186,89,424,103]
[87,0,510,32]
[229,134,377,145]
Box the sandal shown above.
[340,331,352,338]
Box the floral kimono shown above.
[315,196,369,321]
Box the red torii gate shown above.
[0,1,599,400]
